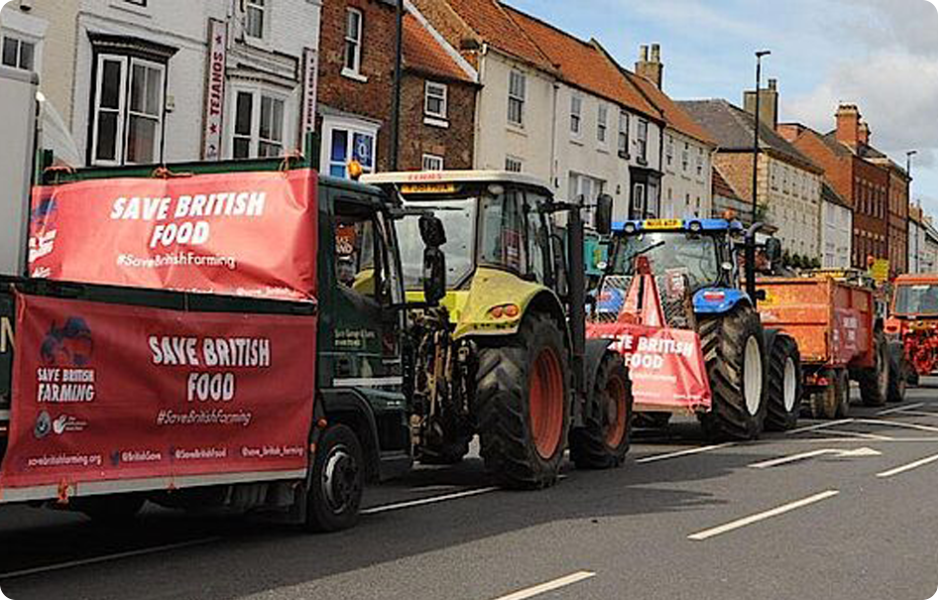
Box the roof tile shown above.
[404,13,474,83]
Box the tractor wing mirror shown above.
[423,247,446,306]
[764,237,782,263]
[594,194,613,236]
[419,215,447,249]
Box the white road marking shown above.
[855,419,938,434]
[788,437,938,444]
[0,537,221,580]
[877,402,926,416]
[361,486,499,515]
[786,419,854,435]
[635,443,734,464]
[887,410,938,419]
[490,571,596,600]
[823,430,894,441]
[876,452,938,479]
[748,447,881,469]
[687,490,840,541]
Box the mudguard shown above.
[693,288,751,315]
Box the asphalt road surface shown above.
[3,381,938,600]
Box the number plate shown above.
[643,219,683,230]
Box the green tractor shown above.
[365,172,632,488]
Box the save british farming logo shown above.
[28,192,59,265]
[35,317,97,405]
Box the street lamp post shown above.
[389,0,404,171]
[751,50,771,226]
[908,149,918,272]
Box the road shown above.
[3,382,938,600]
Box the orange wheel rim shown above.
[529,348,564,459]
[603,374,628,448]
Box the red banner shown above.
[28,169,318,301]
[589,322,711,414]
[0,293,316,490]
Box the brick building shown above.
[778,104,902,271]
[399,10,478,171]
[317,0,396,178]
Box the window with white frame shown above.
[425,82,447,120]
[1,35,35,71]
[666,135,673,167]
[232,89,286,159]
[422,154,444,171]
[637,119,648,162]
[696,148,704,177]
[508,70,525,127]
[681,142,689,172]
[245,0,266,40]
[570,94,582,135]
[91,54,165,166]
[618,111,630,158]
[597,104,608,144]
[344,8,363,76]
[322,121,377,179]
[505,156,523,173]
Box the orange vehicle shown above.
[887,274,938,386]
[756,272,902,419]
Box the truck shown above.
[0,158,452,532]
[590,217,801,439]
[887,273,938,387]
[363,172,633,486]
[757,271,902,419]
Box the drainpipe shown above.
[550,80,558,194]
[473,43,488,169]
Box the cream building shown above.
[681,98,824,261]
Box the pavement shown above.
[3,381,938,600]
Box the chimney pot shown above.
[835,104,862,147]
[636,44,664,89]
[640,45,649,61]
[651,44,661,63]
[768,78,777,91]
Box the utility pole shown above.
[389,0,404,171]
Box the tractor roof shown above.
[362,170,553,195]
[894,274,938,285]
[612,218,744,234]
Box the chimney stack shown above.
[858,121,871,146]
[635,43,664,89]
[835,104,861,147]
[743,78,779,130]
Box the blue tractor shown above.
[598,218,800,439]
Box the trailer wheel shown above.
[76,494,145,525]
[306,424,363,532]
[765,334,802,431]
[808,368,849,419]
[570,353,633,469]
[476,313,570,489]
[698,305,767,440]
[834,368,851,418]
[858,332,889,407]
[887,341,907,403]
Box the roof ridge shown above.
[494,1,556,69]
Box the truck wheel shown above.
[477,313,570,489]
[765,334,802,431]
[76,494,145,525]
[858,332,889,407]
[698,305,767,440]
[570,353,632,469]
[887,341,907,403]
[306,424,363,532]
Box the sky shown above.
[506,0,938,214]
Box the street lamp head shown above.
[756,50,772,58]
[908,150,919,157]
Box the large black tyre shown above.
[76,494,145,525]
[570,353,633,469]
[698,305,767,440]
[807,368,848,419]
[858,332,889,407]
[765,333,802,431]
[306,424,363,532]
[476,313,570,489]
[887,341,907,404]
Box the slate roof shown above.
[822,181,851,209]
[503,7,661,119]
[403,13,474,83]
[678,99,822,173]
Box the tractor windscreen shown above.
[612,231,721,291]
[894,284,938,316]
[397,197,476,289]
